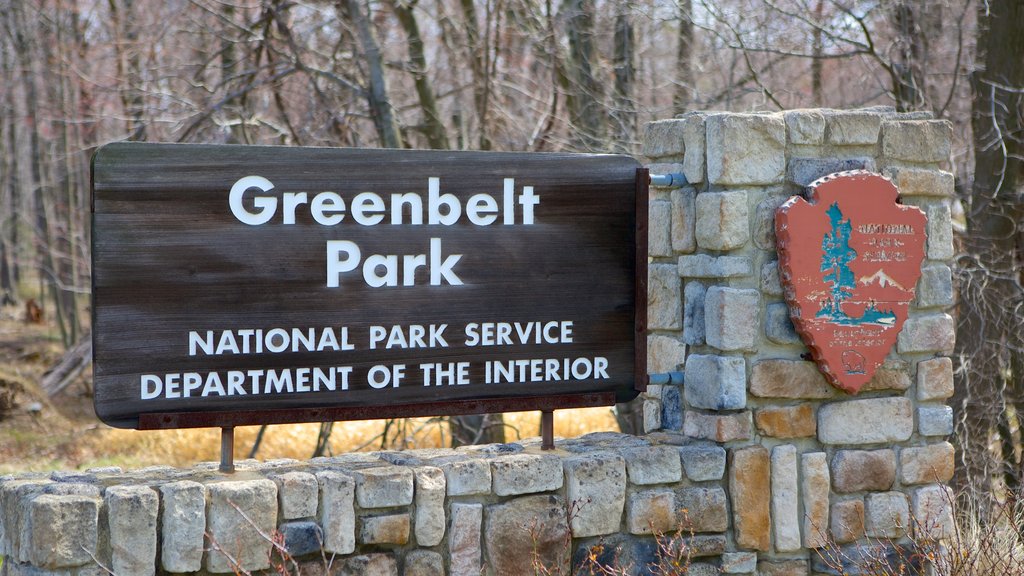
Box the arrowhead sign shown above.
[775,171,927,394]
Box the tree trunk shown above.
[952,0,1024,515]
[563,0,605,151]
[344,0,403,149]
[457,0,491,150]
[389,0,450,149]
[610,2,635,153]
[811,0,824,106]
[672,0,693,115]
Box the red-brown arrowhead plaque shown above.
[775,171,927,394]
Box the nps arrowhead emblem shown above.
[775,171,927,394]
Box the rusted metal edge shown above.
[634,167,650,394]
[137,392,617,430]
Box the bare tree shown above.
[952,0,1024,515]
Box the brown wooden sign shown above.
[91,143,646,429]
[776,171,926,394]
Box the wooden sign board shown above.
[91,143,646,429]
[776,171,926,394]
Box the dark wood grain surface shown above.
[92,143,644,429]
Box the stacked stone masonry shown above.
[645,107,956,575]
[1,108,956,576]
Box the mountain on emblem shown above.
[775,171,927,394]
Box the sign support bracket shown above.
[220,427,235,473]
[541,410,554,450]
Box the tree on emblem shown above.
[818,202,857,319]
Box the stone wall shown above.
[0,108,956,576]
[643,107,956,574]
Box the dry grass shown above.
[74,408,621,469]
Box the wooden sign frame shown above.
[91,143,647,430]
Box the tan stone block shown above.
[750,359,836,399]
[917,357,954,401]
[861,366,912,392]
[755,405,816,438]
[627,489,676,535]
[729,446,770,551]
[684,410,752,442]
[359,514,411,545]
[802,452,830,549]
[831,449,896,493]
[900,442,955,485]
[756,560,809,576]
[830,499,865,544]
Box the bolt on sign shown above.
[91,143,647,429]
[776,171,927,394]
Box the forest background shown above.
[0,0,1021,526]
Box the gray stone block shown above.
[317,471,355,555]
[916,264,954,308]
[160,481,206,573]
[643,119,687,158]
[671,188,697,253]
[695,191,750,250]
[647,334,686,373]
[404,550,444,576]
[649,200,672,257]
[785,109,825,145]
[882,120,953,163]
[888,167,955,197]
[280,521,323,557]
[897,313,955,354]
[354,466,414,508]
[802,452,830,549]
[752,194,788,250]
[926,203,955,260]
[787,157,874,187]
[622,445,682,485]
[449,503,482,576]
[106,485,158,576]
[912,484,955,540]
[678,254,752,278]
[765,302,800,344]
[676,486,728,533]
[683,281,706,345]
[335,554,398,576]
[680,114,707,184]
[273,471,318,520]
[678,445,726,481]
[563,453,626,537]
[865,492,909,539]
[761,260,783,296]
[704,287,760,351]
[684,353,746,410]
[771,445,800,552]
[490,453,563,496]
[918,405,954,436]
[648,264,682,330]
[706,113,786,185]
[413,467,446,546]
[439,458,491,496]
[721,552,757,574]
[818,397,914,444]
[28,494,98,569]
[206,480,278,573]
[661,386,683,431]
[485,495,568,575]
[827,111,882,145]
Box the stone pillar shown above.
[645,107,956,574]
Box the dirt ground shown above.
[0,303,620,474]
